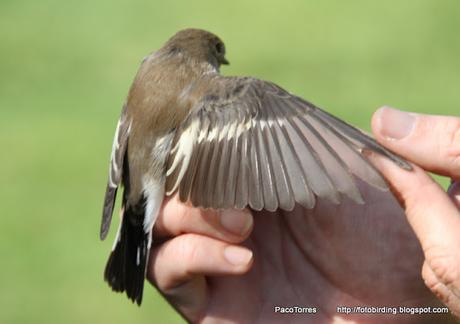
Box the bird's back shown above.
[123,50,215,202]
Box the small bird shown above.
[100,28,411,305]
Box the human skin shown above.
[369,107,460,318]
[146,107,459,323]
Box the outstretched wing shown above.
[165,77,411,212]
[100,105,131,240]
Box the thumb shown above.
[371,106,460,180]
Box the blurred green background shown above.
[0,0,458,323]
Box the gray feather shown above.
[164,76,411,212]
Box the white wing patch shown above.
[142,178,164,249]
[108,119,122,187]
[108,118,132,188]
[166,117,200,195]
[101,110,132,241]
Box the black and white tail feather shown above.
[104,194,149,305]
[100,108,151,305]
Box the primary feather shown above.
[165,76,411,211]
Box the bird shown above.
[100,28,412,305]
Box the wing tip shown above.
[101,184,117,241]
[100,225,109,241]
[398,159,413,171]
[377,148,413,171]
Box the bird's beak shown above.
[221,57,230,65]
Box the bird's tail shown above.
[104,204,149,305]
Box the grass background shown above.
[1,0,458,323]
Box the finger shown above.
[448,180,460,210]
[153,195,253,243]
[371,106,460,180]
[147,233,253,320]
[149,233,253,289]
[367,153,460,313]
[367,153,460,252]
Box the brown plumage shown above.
[100,28,411,305]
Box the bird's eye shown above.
[215,42,224,54]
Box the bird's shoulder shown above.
[191,75,294,113]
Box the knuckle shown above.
[177,234,203,267]
[168,204,200,235]
[424,246,460,290]
[174,206,191,231]
[424,277,452,306]
[423,272,446,303]
[153,235,203,291]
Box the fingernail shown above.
[224,246,253,266]
[220,210,253,236]
[378,106,416,140]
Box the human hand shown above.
[147,188,454,322]
[368,106,460,318]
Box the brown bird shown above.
[100,28,411,305]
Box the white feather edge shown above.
[165,111,254,196]
[108,119,122,187]
[114,178,163,266]
[111,206,124,251]
[165,118,200,194]
[108,118,132,188]
[143,178,164,249]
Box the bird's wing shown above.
[100,105,132,239]
[165,77,411,211]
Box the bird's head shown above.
[163,28,229,70]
